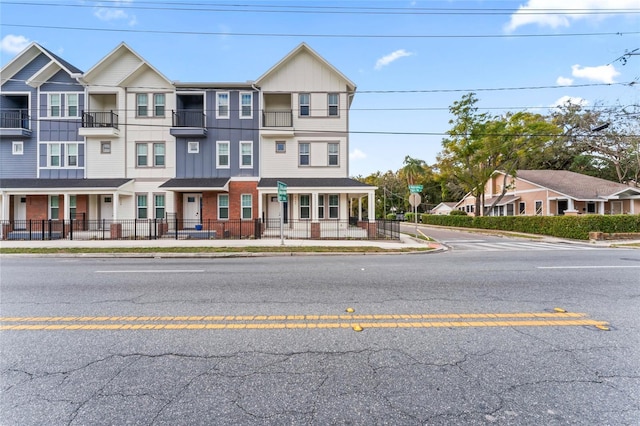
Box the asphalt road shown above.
[1,247,639,425]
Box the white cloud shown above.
[375,49,413,70]
[550,96,589,108]
[1,35,31,54]
[350,148,367,160]
[556,76,574,86]
[571,64,620,84]
[505,0,639,32]
[94,1,137,25]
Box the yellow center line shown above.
[0,311,609,331]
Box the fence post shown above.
[175,216,178,240]
[69,219,73,240]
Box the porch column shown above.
[599,201,605,215]
[368,190,376,222]
[258,191,264,222]
[567,198,574,211]
[63,193,71,220]
[1,192,9,221]
[358,196,363,221]
[113,192,119,221]
[311,192,319,221]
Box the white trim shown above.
[187,141,200,154]
[239,92,253,119]
[218,193,229,220]
[216,141,230,169]
[12,141,23,155]
[239,140,253,169]
[216,92,229,119]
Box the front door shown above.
[100,195,114,225]
[183,194,202,223]
[558,200,568,215]
[14,195,27,229]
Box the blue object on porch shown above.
[195,224,203,230]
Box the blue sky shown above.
[2,0,639,177]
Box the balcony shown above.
[0,109,31,138]
[79,111,119,138]
[261,110,293,137]
[170,110,207,137]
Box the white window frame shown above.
[136,93,148,116]
[153,93,165,117]
[67,143,78,167]
[101,141,111,154]
[153,142,165,167]
[241,194,252,220]
[67,93,79,117]
[535,200,543,216]
[300,194,311,219]
[216,92,229,119]
[518,202,526,215]
[275,141,286,153]
[154,193,165,219]
[49,93,61,117]
[218,194,229,220]
[69,195,77,219]
[137,194,148,219]
[318,195,325,219]
[240,92,253,119]
[299,93,310,116]
[48,143,61,167]
[299,142,310,166]
[329,194,339,219]
[12,141,23,155]
[328,142,339,166]
[217,141,230,168]
[49,195,60,220]
[136,143,148,167]
[239,141,253,168]
[188,141,200,154]
[328,93,339,116]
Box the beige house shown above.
[431,202,458,215]
[456,170,640,216]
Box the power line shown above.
[5,23,639,40]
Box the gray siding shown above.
[0,140,37,178]
[174,90,259,178]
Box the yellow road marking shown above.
[0,311,608,331]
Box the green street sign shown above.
[277,181,288,202]
[409,185,423,193]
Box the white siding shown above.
[260,137,348,178]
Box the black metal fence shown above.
[1,218,399,241]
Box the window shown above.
[328,143,339,166]
[218,194,229,220]
[49,143,61,167]
[300,195,310,219]
[188,141,199,154]
[154,94,165,116]
[137,194,148,219]
[48,94,61,117]
[299,143,310,166]
[276,141,286,153]
[101,141,111,154]
[328,93,339,116]
[217,92,229,118]
[240,92,252,118]
[587,202,596,214]
[69,195,77,219]
[535,200,543,215]
[136,94,148,116]
[136,143,148,166]
[518,202,526,215]
[12,141,23,155]
[217,141,229,168]
[49,196,59,219]
[241,194,252,219]
[67,143,78,167]
[67,94,78,117]
[318,195,325,219]
[153,143,165,167]
[299,93,310,116]
[154,194,165,219]
[240,141,252,168]
[329,194,339,219]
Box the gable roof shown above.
[512,170,639,200]
[1,42,82,86]
[254,42,356,92]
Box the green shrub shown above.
[405,212,415,222]
[449,210,468,216]
[386,213,397,220]
[421,214,640,240]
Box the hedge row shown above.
[420,214,640,240]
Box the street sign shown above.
[409,184,423,193]
[409,193,422,207]
[277,181,288,202]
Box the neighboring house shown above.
[0,43,107,228]
[456,170,640,216]
[79,43,175,223]
[254,43,376,235]
[431,202,457,215]
[161,81,260,227]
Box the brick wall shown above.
[228,181,258,219]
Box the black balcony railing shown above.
[82,111,118,129]
[263,110,292,127]
[0,109,29,129]
[172,110,206,127]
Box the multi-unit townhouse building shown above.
[0,42,378,240]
